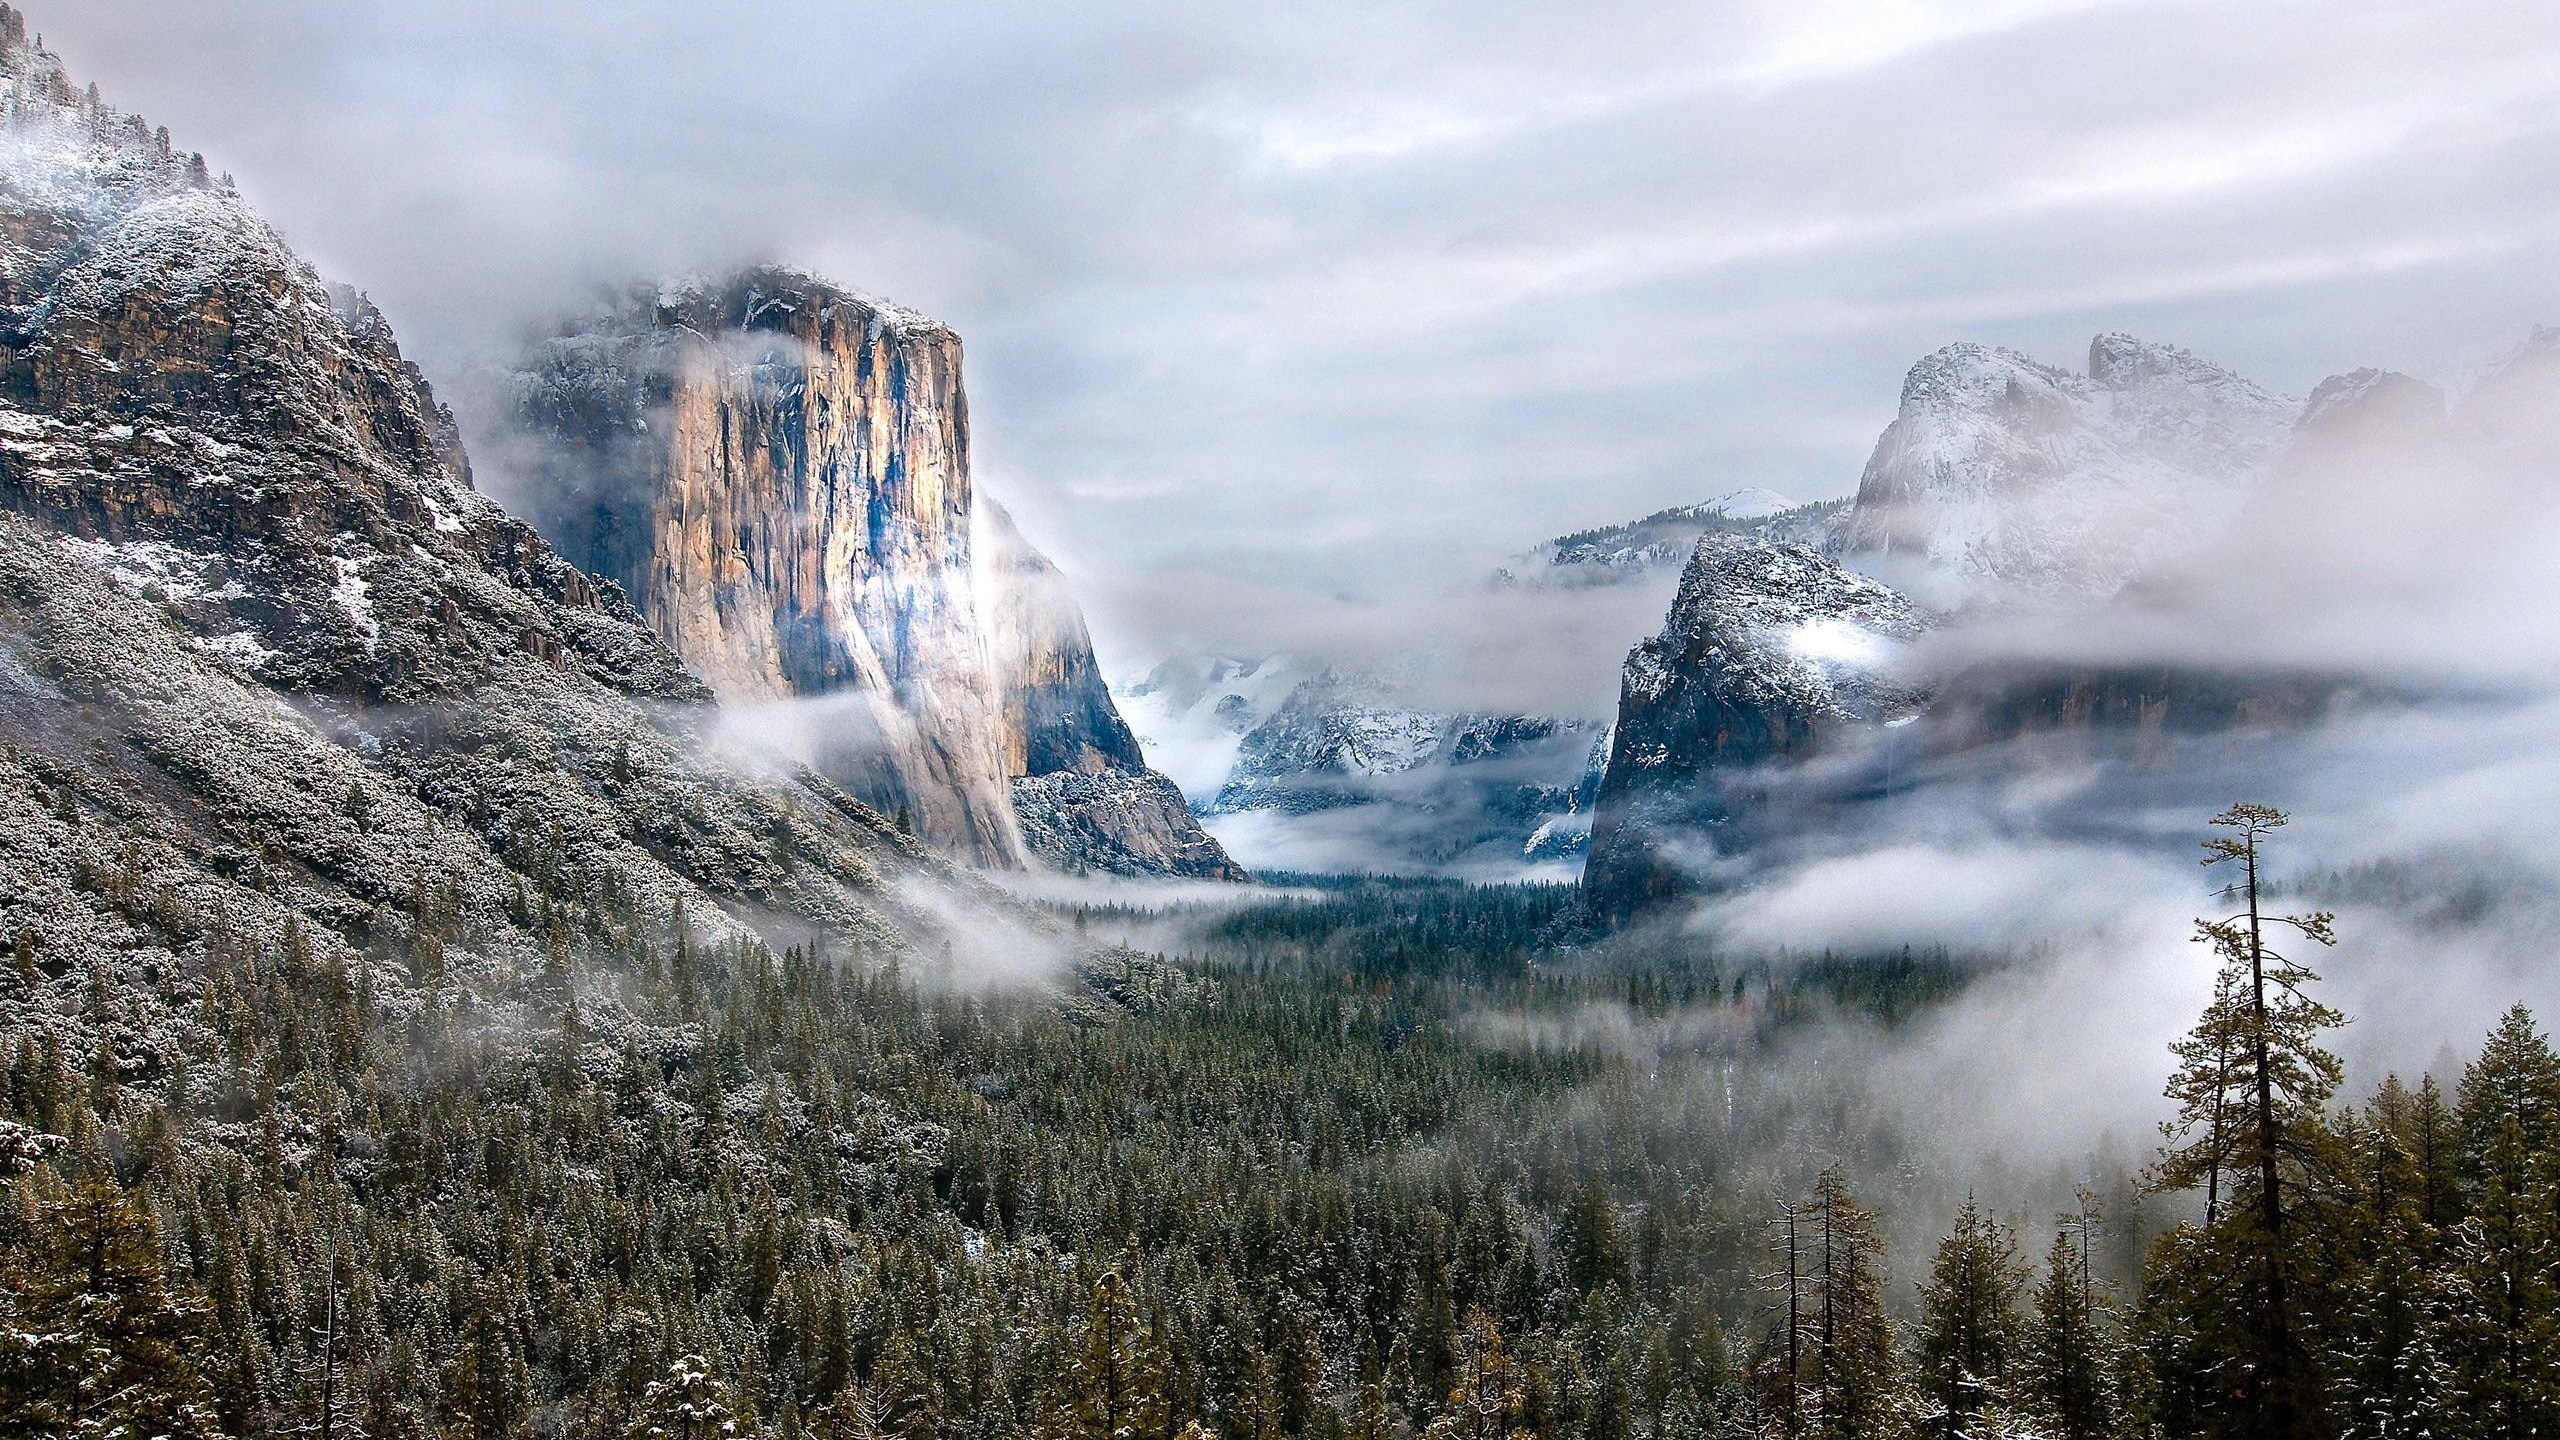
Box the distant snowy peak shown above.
[1839,334,2297,610]
[2298,367,2445,436]
[1687,486,1799,521]
[1210,669,1453,810]
[1117,653,1306,800]
[1505,489,1846,588]
[1115,650,1604,871]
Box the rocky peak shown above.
[975,499,1145,778]
[1583,533,1933,921]
[2297,367,2447,441]
[1839,334,2295,611]
[1620,535,1933,733]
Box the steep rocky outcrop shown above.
[1577,327,2560,922]
[1839,334,2295,609]
[509,269,1023,864]
[0,17,983,1047]
[978,500,1245,879]
[509,272,1237,878]
[1580,334,2302,919]
[1582,536,1933,921]
[1011,768,1247,879]
[977,498,1144,776]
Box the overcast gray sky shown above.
[47,0,2560,673]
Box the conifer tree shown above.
[1911,1199,2023,1440]
[1423,1308,1530,1440]
[1562,1174,1634,1297]
[2146,803,2340,1440]
[2325,1085,2451,1440]
[2020,1202,2121,1440]
[1068,1272,1171,1440]
[634,1353,746,1440]
[0,1173,220,1439]
[2441,1007,2560,1440]
[1805,1171,1896,1440]
[2456,1004,2560,1200]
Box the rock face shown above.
[977,501,1245,879]
[977,498,1146,777]
[1838,334,2295,609]
[508,269,1023,864]
[1583,536,1933,921]
[0,17,969,1031]
[509,271,1237,879]
[1578,334,2304,919]
[1575,328,2560,922]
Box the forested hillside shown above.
[7,807,2556,1438]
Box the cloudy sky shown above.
[48,0,2560,671]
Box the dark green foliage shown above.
[2021,1223,2118,1440]
[2146,804,2342,1440]
[1909,1199,2021,1439]
[13,868,1934,1440]
[0,1172,222,1438]
[3,803,2554,1440]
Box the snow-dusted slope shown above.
[1838,334,2295,609]
[0,16,999,1036]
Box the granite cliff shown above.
[508,272,1236,879]
[1838,334,2295,610]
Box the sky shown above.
[43,0,2560,676]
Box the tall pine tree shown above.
[2146,803,2342,1440]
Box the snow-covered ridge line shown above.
[1836,332,2298,611]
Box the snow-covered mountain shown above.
[505,269,1239,880]
[1581,333,2309,918]
[1837,334,2296,610]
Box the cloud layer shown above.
[45,0,2560,675]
